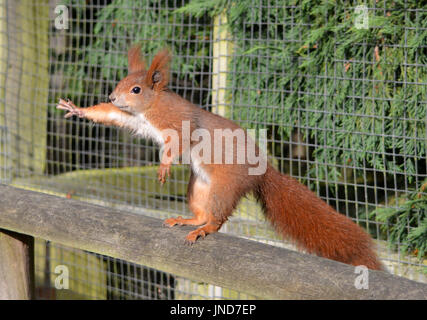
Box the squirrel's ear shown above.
[128,45,146,74]
[145,48,171,91]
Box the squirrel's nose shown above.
[109,93,116,102]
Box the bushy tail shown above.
[256,166,383,270]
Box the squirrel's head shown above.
[109,45,171,114]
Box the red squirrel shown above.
[57,46,383,270]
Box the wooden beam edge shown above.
[0,184,425,300]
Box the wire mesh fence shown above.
[0,0,426,299]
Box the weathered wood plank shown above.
[0,229,34,299]
[0,184,425,299]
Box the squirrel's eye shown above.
[131,86,141,94]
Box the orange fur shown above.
[256,166,383,270]
[128,44,146,74]
[58,47,384,270]
[145,48,171,91]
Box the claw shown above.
[163,216,182,228]
[57,98,84,118]
[158,163,171,185]
[184,238,195,246]
[184,229,206,245]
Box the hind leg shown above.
[182,174,241,244]
[163,208,208,227]
[163,172,210,227]
[184,216,224,244]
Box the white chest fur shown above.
[108,112,164,146]
[108,110,210,184]
[190,156,210,184]
[134,114,164,146]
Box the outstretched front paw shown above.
[56,99,84,118]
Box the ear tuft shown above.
[146,48,171,91]
[152,71,162,84]
[128,44,146,74]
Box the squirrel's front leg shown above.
[158,136,174,185]
[157,135,186,185]
[158,162,171,185]
[57,99,132,127]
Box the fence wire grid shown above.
[0,0,426,299]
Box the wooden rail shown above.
[0,184,425,300]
